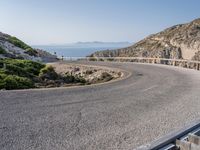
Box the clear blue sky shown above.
[0,0,200,45]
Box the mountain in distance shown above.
[74,41,132,48]
[90,18,200,61]
[34,41,132,48]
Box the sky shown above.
[0,0,200,45]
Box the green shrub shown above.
[3,75,18,90]
[0,58,89,89]
[0,80,6,89]
[8,36,38,56]
[39,66,54,74]
[63,74,75,83]
[3,75,34,90]
[0,73,6,89]
[5,64,32,77]
[25,48,38,56]
[0,46,7,54]
[39,66,58,80]
[107,58,114,61]
[0,58,46,90]
[63,73,86,84]
[89,57,97,61]
[1,58,45,76]
[0,73,6,79]
[74,75,86,83]
[8,36,32,50]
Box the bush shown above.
[0,58,89,89]
[100,72,113,81]
[40,66,54,74]
[74,75,86,83]
[0,58,46,90]
[3,75,34,90]
[25,48,38,56]
[0,80,6,89]
[107,58,114,61]
[89,57,97,61]
[63,73,86,84]
[0,46,7,54]
[8,36,32,50]
[0,73,6,89]
[5,64,32,77]
[1,58,45,76]
[39,66,58,80]
[8,36,38,56]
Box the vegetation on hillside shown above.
[0,46,7,54]
[8,36,38,56]
[0,59,45,90]
[24,48,38,56]
[0,58,87,90]
[8,36,32,50]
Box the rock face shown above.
[0,32,58,62]
[90,18,200,60]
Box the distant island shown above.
[33,41,132,48]
[32,42,132,58]
[74,41,131,47]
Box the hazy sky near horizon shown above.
[0,0,200,45]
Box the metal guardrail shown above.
[137,120,200,150]
[59,57,200,71]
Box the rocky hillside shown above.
[0,32,57,62]
[90,18,200,60]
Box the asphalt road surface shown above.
[1,61,200,150]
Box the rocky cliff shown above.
[90,18,200,60]
[0,32,57,62]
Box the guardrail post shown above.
[187,61,190,68]
[158,59,161,64]
[152,59,156,64]
[189,134,200,145]
[173,61,176,66]
[176,140,191,150]
[196,63,200,70]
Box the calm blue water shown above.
[33,46,123,57]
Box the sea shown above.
[32,45,130,58]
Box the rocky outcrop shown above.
[90,18,200,60]
[0,32,58,62]
[50,63,122,84]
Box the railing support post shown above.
[173,61,176,66]
[196,63,200,70]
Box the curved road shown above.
[1,61,200,150]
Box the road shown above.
[1,61,200,150]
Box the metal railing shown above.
[59,57,200,71]
[137,120,200,150]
